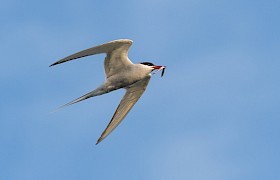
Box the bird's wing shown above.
[49,39,133,73]
[96,76,151,145]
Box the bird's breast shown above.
[107,66,150,89]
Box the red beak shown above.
[152,65,166,77]
[153,65,164,69]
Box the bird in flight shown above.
[50,39,165,144]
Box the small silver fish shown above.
[161,66,166,77]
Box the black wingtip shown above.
[49,62,57,67]
[95,137,103,145]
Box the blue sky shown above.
[1,0,280,179]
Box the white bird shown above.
[50,39,165,145]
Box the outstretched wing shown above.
[49,39,133,76]
[96,76,151,145]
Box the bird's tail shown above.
[51,87,107,113]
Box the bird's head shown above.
[140,62,166,77]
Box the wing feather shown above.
[49,39,133,66]
[96,76,151,144]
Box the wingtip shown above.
[49,62,58,67]
[95,138,102,145]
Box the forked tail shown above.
[51,87,107,113]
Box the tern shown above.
[50,39,165,144]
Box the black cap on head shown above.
[140,62,154,66]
